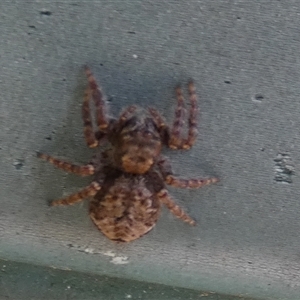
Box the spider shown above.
[38,66,219,242]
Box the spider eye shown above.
[144,131,152,138]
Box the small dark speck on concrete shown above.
[40,11,52,16]
[224,80,231,84]
[252,94,264,102]
[128,31,136,34]
[13,159,25,170]
[28,25,36,29]
[255,94,264,100]
[45,135,52,141]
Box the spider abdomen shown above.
[89,176,161,242]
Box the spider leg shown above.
[169,85,186,149]
[157,189,195,225]
[184,81,198,149]
[51,181,101,206]
[148,107,167,130]
[37,153,95,176]
[82,86,98,148]
[119,105,137,122]
[84,66,109,131]
[148,107,170,144]
[168,81,198,150]
[157,156,219,188]
[165,175,219,188]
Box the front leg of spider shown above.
[168,81,198,150]
[84,66,110,131]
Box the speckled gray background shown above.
[1,1,300,299]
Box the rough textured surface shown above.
[1,1,300,299]
[0,259,257,300]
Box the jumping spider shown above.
[38,66,219,242]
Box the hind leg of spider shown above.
[84,66,109,131]
[51,181,101,206]
[37,153,95,176]
[82,86,98,148]
[157,156,219,188]
[168,81,198,150]
[157,189,195,225]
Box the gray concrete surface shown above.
[0,259,257,300]
[1,1,300,299]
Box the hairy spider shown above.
[38,66,219,242]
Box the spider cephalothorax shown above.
[111,113,162,174]
[38,66,219,242]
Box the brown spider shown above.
[38,66,219,242]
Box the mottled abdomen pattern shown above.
[89,176,161,242]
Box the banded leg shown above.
[157,189,195,225]
[165,176,219,188]
[119,105,137,122]
[148,108,167,130]
[169,85,186,149]
[37,153,95,176]
[169,81,198,150]
[51,181,101,206]
[82,86,98,148]
[157,156,219,188]
[84,66,109,131]
[148,107,170,143]
[184,81,198,149]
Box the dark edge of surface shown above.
[0,258,262,300]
